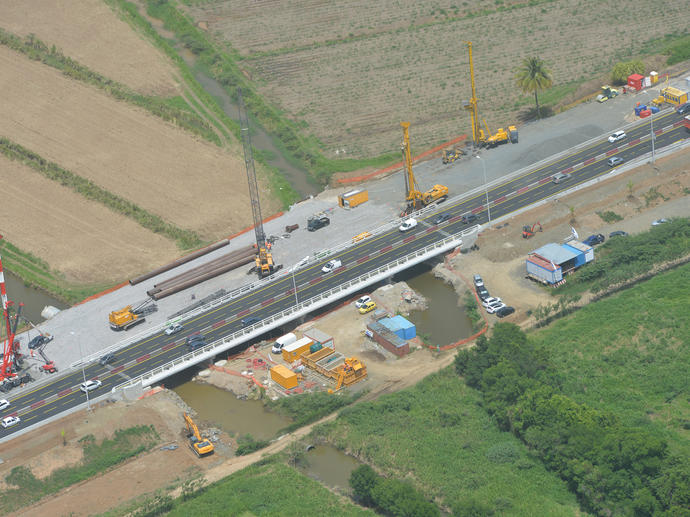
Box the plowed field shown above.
[0,47,276,241]
[187,0,689,158]
[0,155,179,284]
[0,0,180,96]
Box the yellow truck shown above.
[660,86,688,106]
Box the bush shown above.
[611,60,645,85]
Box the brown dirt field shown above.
[0,47,279,241]
[188,0,689,158]
[0,155,180,284]
[0,0,181,97]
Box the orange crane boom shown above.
[183,412,214,457]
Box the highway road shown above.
[1,111,687,439]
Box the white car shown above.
[652,218,669,226]
[355,295,372,309]
[399,218,418,232]
[1,416,20,428]
[0,399,9,411]
[321,259,342,274]
[165,323,183,335]
[80,380,102,393]
[608,130,626,143]
[486,301,507,314]
[481,297,502,308]
[473,274,484,288]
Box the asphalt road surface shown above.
[1,110,687,439]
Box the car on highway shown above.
[1,416,20,428]
[583,234,605,246]
[358,301,377,314]
[432,213,451,225]
[552,172,571,184]
[481,297,502,308]
[186,333,206,345]
[473,274,483,288]
[609,230,628,238]
[461,213,478,225]
[486,301,507,314]
[496,306,516,318]
[354,295,372,309]
[28,334,53,350]
[241,316,261,327]
[321,259,342,274]
[0,399,9,411]
[676,102,690,115]
[607,156,624,167]
[608,130,627,143]
[399,218,418,232]
[80,380,102,393]
[165,323,183,335]
[99,353,115,366]
[652,218,669,226]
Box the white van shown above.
[272,333,297,354]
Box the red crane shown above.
[0,235,20,381]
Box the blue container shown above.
[649,105,660,114]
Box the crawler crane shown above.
[400,122,448,213]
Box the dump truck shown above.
[183,412,214,457]
[108,299,157,330]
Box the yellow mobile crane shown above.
[401,122,448,213]
[183,412,214,457]
[238,88,280,279]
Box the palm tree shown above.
[515,57,553,119]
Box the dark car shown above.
[583,234,605,246]
[496,306,515,318]
[476,286,490,301]
[99,353,116,366]
[676,102,690,115]
[241,316,261,327]
[609,230,628,238]
[432,213,451,225]
[307,215,330,232]
[461,213,478,225]
[186,334,206,348]
[28,334,52,350]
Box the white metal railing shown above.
[113,226,476,391]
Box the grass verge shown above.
[0,425,160,513]
[0,137,204,251]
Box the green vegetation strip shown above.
[0,238,111,304]
[144,0,396,184]
[321,368,580,516]
[267,390,360,435]
[0,138,203,250]
[0,425,160,513]
[557,217,689,295]
[0,27,219,146]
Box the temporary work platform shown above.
[303,328,333,350]
[300,347,367,390]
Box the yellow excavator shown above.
[400,122,448,213]
[183,412,214,457]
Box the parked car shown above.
[28,334,53,350]
[607,156,624,167]
[608,130,626,143]
[461,213,478,225]
[583,234,605,246]
[496,306,516,318]
[99,353,115,366]
[476,286,490,300]
[164,322,183,335]
[399,218,418,232]
[432,213,451,225]
[321,259,342,274]
[652,218,669,226]
[307,215,330,232]
[552,172,571,184]
[80,380,102,393]
[473,274,484,288]
[676,102,690,115]
[486,301,507,314]
[358,301,377,314]
[609,230,628,238]
[1,416,20,428]
[354,295,372,309]
[0,399,9,411]
[481,297,502,308]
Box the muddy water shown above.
[394,262,472,347]
[4,270,69,324]
[300,445,361,490]
[172,377,291,441]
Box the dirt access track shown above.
[2,146,687,515]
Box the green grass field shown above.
[321,368,584,515]
[532,263,690,456]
